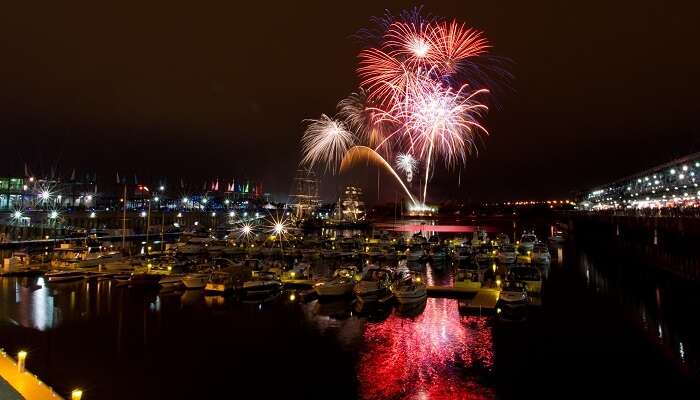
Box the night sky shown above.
[0,1,698,202]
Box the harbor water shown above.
[0,219,698,399]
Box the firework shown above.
[301,9,503,205]
[300,114,355,174]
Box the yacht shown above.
[497,244,517,264]
[496,280,529,321]
[205,271,236,294]
[78,251,124,268]
[406,245,425,262]
[314,266,358,297]
[391,271,427,304]
[548,230,566,244]
[508,265,543,293]
[518,231,538,252]
[159,274,185,289]
[531,243,551,265]
[454,268,482,292]
[128,272,164,288]
[243,271,282,297]
[45,270,85,283]
[353,266,393,303]
[182,272,210,289]
[410,232,428,246]
[494,233,511,246]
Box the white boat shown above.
[182,273,210,289]
[159,274,185,289]
[78,252,124,268]
[454,269,482,292]
[243,271,282,296]
[391,271,427,304]
[531,243,551,265]
[497,280,529,321]
[314,266,358,297]
[205,271,235,294]
[508,266,543,293]
[518,232,538,252]
[280,262,312,281]
[406,246,425,262]
[353,266,393,303]
[45,270,85,283]
[497,244,517,264]
[548,230,566,244]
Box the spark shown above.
[300,114,355,174]
[395,153,418,182]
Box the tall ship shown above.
[289,169,321,219]
[329,186,368,227]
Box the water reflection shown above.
[358,298,494,399]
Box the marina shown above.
[1,216,699,398]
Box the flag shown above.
[116,172,120,184]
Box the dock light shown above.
[290,271,296,278]
[243,212,248,217]
[194,221,199,226]
[49,211,59,219]
[527,250,531,255]
[496,279,502,288]
[211,212,216,217]
[89,212,96,218]
[17,350,27,373]
[159,186,165,191]
[177,212,182,218]
[86,195,93,202]
[415,276,422,283]
[167,266,172,272]
[202,198,208,204]
[496,308,502,314]
[229,211,235,217]
[140,211,147,218]
[71,389,83,400]
[255,212,259,218]
[154,196,159,202]
[13,211,22,219]
[289,293,296,301]
[274,223,284,235]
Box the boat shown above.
[280,262,312,281]
[495,233,511,246]
[129,273,163,288]
[45,270,85,283]
[454,268,482,292]
[497,244,517,264]
[243,271,282,297]
[182,272,211,289]
[531,243,551,265]
[314,266,358,297]
[205,271,236,294]
[391,271,427,304]
[508,265,543,293]
[353,265,393,303]
[410,232,428,245]
[548,230,566,244]
[159,274,185,289]
[406,245,425,262]
[496,280,529,321]
[518,231,538,252]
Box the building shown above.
[582,152,700,210]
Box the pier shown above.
[0,349,64,400]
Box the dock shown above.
[0,349,64,400]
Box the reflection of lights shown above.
[358,299,494,399]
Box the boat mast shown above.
[122,184,127,251]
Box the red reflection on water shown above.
[359,298,494,399]
[386,225,498,233]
